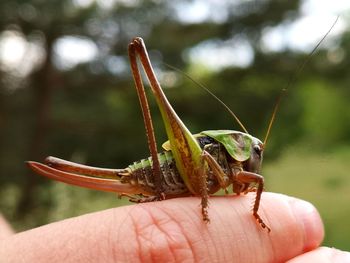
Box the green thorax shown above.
[162,129,262,163]
[200,130,261,162]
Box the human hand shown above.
[0,193,349,262]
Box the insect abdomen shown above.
[128,151,189,196]
[126,136,230,196]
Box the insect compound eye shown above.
[253,145,262,157]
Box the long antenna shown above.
[263,16,339,147]
[163,63,249,134]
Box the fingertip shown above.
[288,197,324,252]
[287,247,350,263]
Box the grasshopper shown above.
[27,26,336,231]
[28,37,270,231]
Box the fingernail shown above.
[289,198,324,252]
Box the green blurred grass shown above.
[265,145,350,251]
[1,182,131,231]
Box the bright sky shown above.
[53,36,98,70]
[261,0,347,51]
[186,0,348,70]
[0,0,348,77]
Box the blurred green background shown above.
[0,0,349,250]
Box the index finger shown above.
[0,192,323,263]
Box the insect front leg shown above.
[235,171,270,232]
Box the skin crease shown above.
[0,192,349,263]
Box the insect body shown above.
[31,130,263,197]
[29,129,268,229]
[28,37,270,231]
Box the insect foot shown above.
[202,206,210,223]
[254,212,271,233]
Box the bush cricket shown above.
[27,22,337,232]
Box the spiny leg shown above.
[129,38,209,223]
[45,156,124,178]
[128,39,165,201]
[129,38,203,196]
[197,161,209,223]
[236,171,271,232]
[199,149,232,222]
[27,161,140,194]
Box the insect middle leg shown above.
[199,149,231,222]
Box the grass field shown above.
[264,145,350,251]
